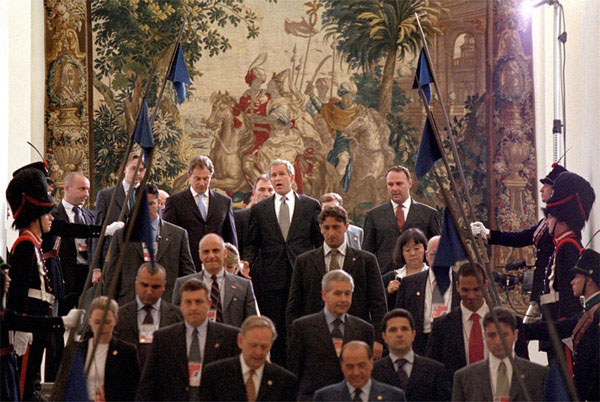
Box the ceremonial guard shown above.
[5,168,57,400]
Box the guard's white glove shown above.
[13,331,32,356]
[105,221,125,236]
[62,309,84,329]
[470,221,490,238]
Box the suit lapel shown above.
[478,360,494,400]
[451,310,467,366]
[204,321,221,363]
[222,272,235,311]
[341,247,356,276]
[116,184,126,213]
[184,189,204,222]
[174,323,190,382]
[124,305,140,340]
[343,316,358,344]
[287,193,302,239]
[316,312,338,358]
[406,356,425,395]
[257,362,276,401]
[265,198,284,241]
[404,199,420,229]
[509,358,523,400]
[314,247,327,277]
[156,220,171,262]
[206,190,217,223]
[385,202,401,235]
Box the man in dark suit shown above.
[172,233,257,327]
[314,341,406,402]
[363,165,440,272]
[234,174,273,257]
[395,236,460,355]
[94,152,146,267]
[286,205,386,358]
[164,155,237,272]
[137,279,240,401]
[113,263,183,367]
[200,315,297,401]
[373,309,450,401]
[244,158,323,366]
[320,193,363,249]
[288,270,374,400]
[103,183,196,304]
[452,307,547,401]
[426,262,529,384]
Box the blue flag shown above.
[433,209,467,293]
[64,348,89,401]
[133,99,154,161]
[415,117,442,179]
[412,48,432,105]
[543,359,570,401]
[128,187,155,264]
[168,43,192,104]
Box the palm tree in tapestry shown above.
[322,0,447,117]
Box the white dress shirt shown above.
[392,263,428,280]
[423,267,453,333]
[190,186,210,215]
[202,268,226,306]
[323,241,347,271]
[489,352,514,396]
[240,353,264,397]
[391,196,412,222]
[460,302,489,364]
[85,340,108,399]
[274,190,295,223]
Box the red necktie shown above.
[396,205,405,230]
[469,313,484,363]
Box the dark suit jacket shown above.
[425,307,529,384]
[372,354,450,401]
[287,311,374,400]
[113,298,183,347]
[94,184,129,266]
[243,194,322,294]
[102,219,196,305]
[452,357,547,401]
[136,320,240,401]
[164,188,237,271]
[395,269,459,354]
[172,270,257,327]
[234,208,251,257]
[78,337,140,401]
[286,246,387,340]
[363,200,440,272]
[313,379,406,402]
[199,356,297,401]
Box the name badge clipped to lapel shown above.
[76,240,88,253]
[494,397,509,402]
[139,324,158,344]
[207,309,217,322]
[431,304,449,320]
[142,242,158,262]
[188,362,202,387]
[332,338,343,357]
[94,384,106,402]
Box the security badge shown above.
[332,337,343,357]
[139,324,158,344]
[188,362,202,387]
[142,241,159,262]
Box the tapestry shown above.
[44,0,539,309]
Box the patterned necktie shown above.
[353,388,362,402]
[328,249,341,271]
[278,196,290,240]
[396,358,409,390]
[331,318,343,339]
[72,206,88,260]
[142,305,154,324]
[197,193,207,221]
[469,313,484,363]
[396,204,405,230]
[245,369,256,402]
[496,361,510,397]
[210,275,223,323]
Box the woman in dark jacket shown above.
[80,296,140,401]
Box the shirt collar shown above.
[122,179,138,193]
[324,307,346,325]
[185,317,208,335]
[150,217,160,234]
[488,351,513,372]
[460,301,489,321]
[275,190,294,202]
[239,353,265,378]
[202,267,225,280]
[61,199,77,213]
[136,295,161,311]
[190,186,209,199]
[391,196,412,211]
[585,291,600,311]
[346,379,372,400]
[389,349,414,365]
[323,240,348,257]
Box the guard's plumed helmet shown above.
[6,168,54,229]
[543,171,595,233]
[539,162,567,185]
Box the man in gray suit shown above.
[172,233,257,327]
[452,307,547,401]
[114,262,183,367]
[321,192,363,249]
[102,183,196,304]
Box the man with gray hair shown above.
[244,158,322,367]
[200,315,297,401]
[288,270,374,401]
[164,155,237,271]
[114,262,183,367]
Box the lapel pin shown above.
[215,343,220,348]
[352,257,356,261]
[112,350,118,356]
[231,285,236,289]
[377,395,383,400]
[267,380,273,386]
[416,291,421,296]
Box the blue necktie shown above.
[197,194,207,221]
